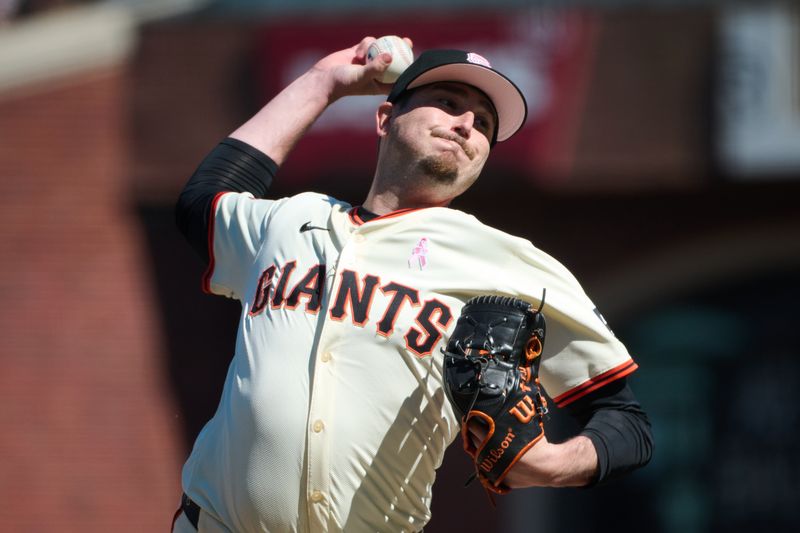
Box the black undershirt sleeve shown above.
[175,137,278,263]
[563,378,654,486]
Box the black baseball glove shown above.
[443,293,548,494]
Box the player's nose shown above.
[452,111,475,138]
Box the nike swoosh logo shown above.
[300,221,329,233]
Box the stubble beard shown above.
[418,153,459,184]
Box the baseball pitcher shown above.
[171,36,653,533]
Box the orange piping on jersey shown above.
[348,207,365,225]
[553,359,638,407]
[373,207,424,220]
[201,191,228,294]
[348,206,427,226]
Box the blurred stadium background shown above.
[1,0,798,531]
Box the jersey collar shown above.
[348,206,426,226]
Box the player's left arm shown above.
[501,377,653,488]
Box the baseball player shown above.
[172,37,652,532]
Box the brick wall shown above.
[0,67,181,530]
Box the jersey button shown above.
[320,352,331,363]
[353,234,365,244]
[310,490,325,503]
[313,420,325,433]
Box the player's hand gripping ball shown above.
[367,35,414,83]
[443,294,548,495]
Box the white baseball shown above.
[367,35,414,84]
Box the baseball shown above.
[367,35,414,83]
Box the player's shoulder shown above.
[435,207,582,281]
[293,191,345,205]
[257,191,351,216]
[282,191,350,210]
[216,191,352,230]
[430,207,533,245]
[417,206,486,227]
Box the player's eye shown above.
[474,115,494,137]
[437,97,456,109]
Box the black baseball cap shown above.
[386,49,528,145]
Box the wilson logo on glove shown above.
[509,396,538,424]
[479,428,517,473]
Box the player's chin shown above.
[419,154,459,184]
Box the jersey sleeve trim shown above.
[201,191,228,294]
[553,359,639,407]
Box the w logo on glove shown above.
[509,396,538,424]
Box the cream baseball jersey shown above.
[181,191,637,532]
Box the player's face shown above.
[378,82,496,202]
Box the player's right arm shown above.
[230,37,401,165]
[175,37,404,265]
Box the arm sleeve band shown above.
[175,137,278,263]
[564,378,654,486]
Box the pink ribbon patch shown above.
[408,237,430,270]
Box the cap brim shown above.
[406,63,527,143]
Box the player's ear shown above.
[376,102,393,138]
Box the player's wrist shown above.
[298,67,341,105]
[546,436,599,487]
[504,436,558,488]
[505,436,598,488]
